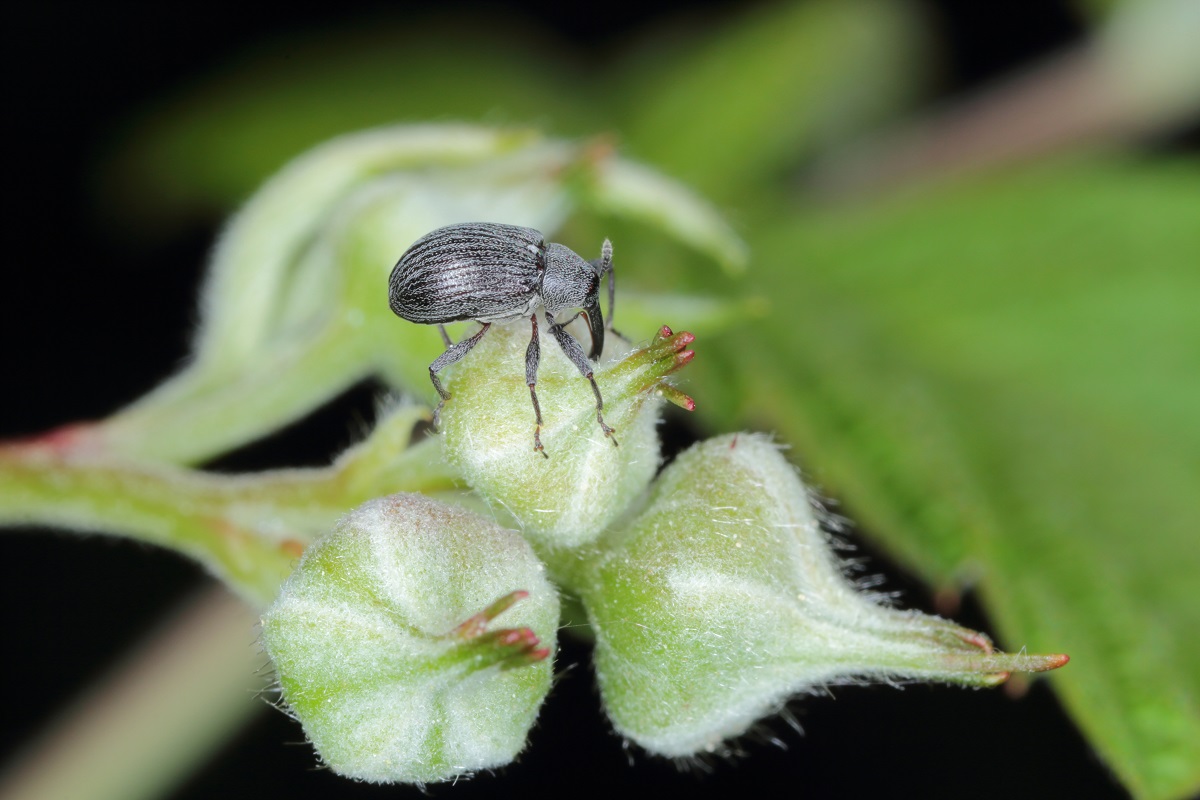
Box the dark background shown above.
[4,2,1131,798]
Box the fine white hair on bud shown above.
[582,433,1068,758]
[440,321,696,552]
[261,493,559,784]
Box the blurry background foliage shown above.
[4,0,1198,799]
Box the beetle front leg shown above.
[557,310,628,351]
[429,322,492,429]
[526,316,548,458]
[545,313,617,446]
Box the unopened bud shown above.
[582,433,1068,757]
[261,493,559,783]
[440,323,696,551]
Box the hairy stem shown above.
[0,406,460,606]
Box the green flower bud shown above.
[261,493,559,784]
[582,433,1068,757]
[440,323,696,552]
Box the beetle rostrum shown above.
[388,222,617,456]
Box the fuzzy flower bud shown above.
[582,434,1068,757]
[440,323,696,551]
[261,493,559,784]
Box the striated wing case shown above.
[389,223,546,323]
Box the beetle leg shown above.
[437,324,452,348]
[558,309,628,350]
[545,313,617,446]
[526,316,548,458]
[429,322,492,429]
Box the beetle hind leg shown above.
[428,322,492,429]
[526,316,549,458]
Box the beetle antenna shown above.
[601,239,614,330]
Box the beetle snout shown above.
[583,302,605,360]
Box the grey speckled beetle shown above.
[388,222,616,456]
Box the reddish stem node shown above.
[2,422,100,457]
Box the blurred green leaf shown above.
[98,14,606,235]
[612,0,930,201]
[721,159,1200,800]
[100,0,932,233]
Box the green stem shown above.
[0,407,461,606]
[0,450,299,606]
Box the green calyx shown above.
[579,434,1067,756]
[440,322,697,552]
[261,494,559,784]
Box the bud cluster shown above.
[263,332,1065,782]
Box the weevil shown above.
[388,222,617,456]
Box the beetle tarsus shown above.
[529,387,548,458]
[598,414,616,444]
[533,425,548,458]
[586,372,618,446]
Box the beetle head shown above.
[544,243,605,358]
